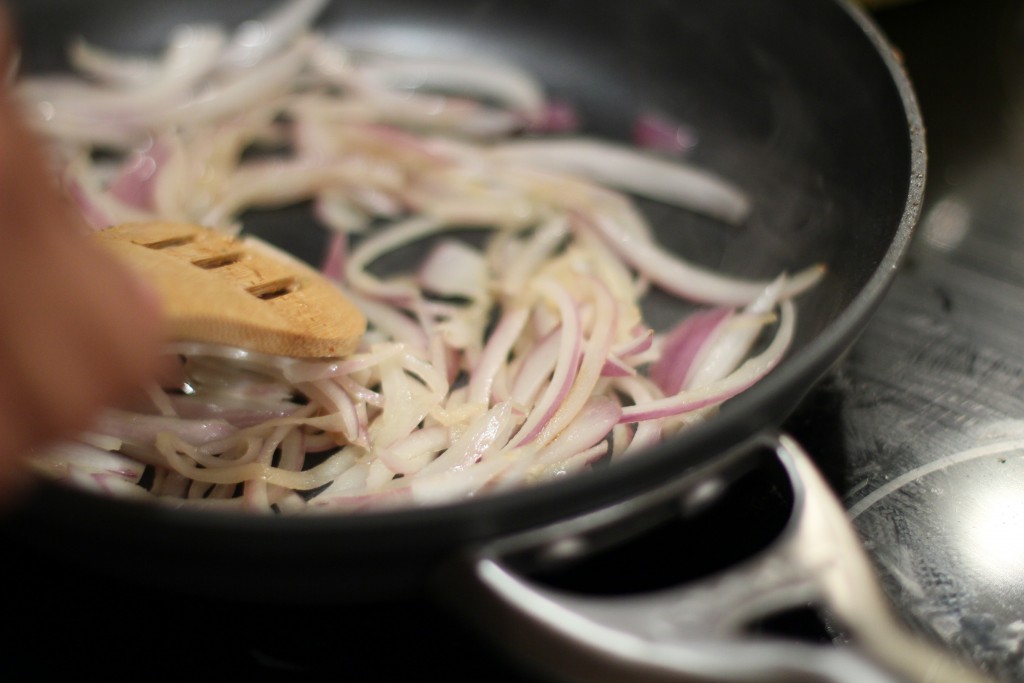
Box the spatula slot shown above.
[140,234,197,249]
[95,221,365,357]
[192,252,244,269]
[247,277,299,300]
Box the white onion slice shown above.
[221,0,329,69]
[491,138,750,224]
[620,300,796,423]
[358,55,546,123]
[23,7,826,513]
[586,210,825,306]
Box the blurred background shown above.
[799,1,1024,681]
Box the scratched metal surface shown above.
[788,1,1024,679]
[836,174,1024,681]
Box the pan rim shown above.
[15,0,926,548]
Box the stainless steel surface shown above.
[838,171,1024,682]
[797,2,1024,680]
[453,436,989,683]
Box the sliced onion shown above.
[221,0,329,69]
[510,280,584,447]
[529,276,617,449]
[633,111,697,155]
[357,55,546,124]
[22,24,226,137]
[32,440,146,483]
[491,138,750,224]
[68,37,160,87]
[468,307,529,406]
[649,307,733,395]
[22,7,826,513]
[417,401,518,478]
[95,409,237,447]
[584,209,825,306]
[532,396,621,467]
[620,300,796,423]
[418,239,488,302]
[108,139,171,209]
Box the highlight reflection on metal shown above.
[918,195,972,253]
[963,480,1024,583]
[455,438,992,683]
[830,46,1024,672]
[847,438,1024,520]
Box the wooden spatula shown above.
[94,221,366,358]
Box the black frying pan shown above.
[2,1,968,680]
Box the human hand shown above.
[0,19,164,499]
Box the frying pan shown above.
[2,0,983,680]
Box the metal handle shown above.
[439,434,993,683]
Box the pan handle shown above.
[440,434,993,683]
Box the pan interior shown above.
[7,0,919,594]
[14,0,912,331]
